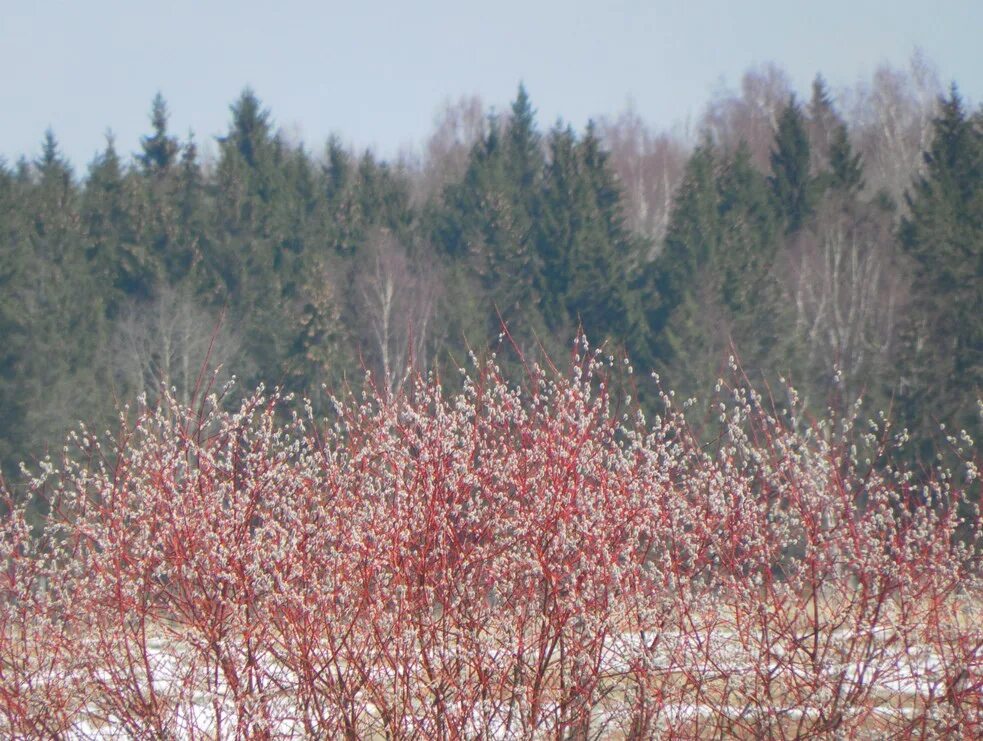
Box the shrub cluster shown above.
[1,342,980,738]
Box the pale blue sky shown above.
[2,0,980,170]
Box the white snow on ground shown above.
[47,625,974,738]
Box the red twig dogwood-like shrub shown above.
[1,339,980,739]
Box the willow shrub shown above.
[1,339,980,738]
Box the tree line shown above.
[0,55,979,483]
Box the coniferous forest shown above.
[0,56,980,487]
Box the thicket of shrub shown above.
[1,340,980,738]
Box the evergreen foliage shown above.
[83,135,148,301]
[0,79,976,487]
[436,88,547,351]
[898,86,982,455]
[769,97,815,233]
[138,93,180,176]
[650,142,786,398]
[807,75,841,176]
[538,123,648,357]
[827,124,865,193]
[0,164,28,467]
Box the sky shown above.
[2,0,981,171]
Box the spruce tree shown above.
[0,163,28,472]
[22,132,110,463]
[495,84,546,342]
[769,97,815,232]
[898,86,982,453]
[648,141,721,336]
[717,143,782,316]
[436,87,547,350]
[505,84,541,194]
[537,124,581,329]
[807,75,841,175]
[537,123,645,350]
[716,143,787,385]
[138,93,179,176]
[136,95,199,288]
[572,123,650,358]
[646,142,723,395]
[213,90,288,387]
[174,135,215,295]
[83,135,151,301]
[354,152,413,241]
[320,138,359,255]
[650,141,786,398]
[223,88,275,171]
[827,123,864,193]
